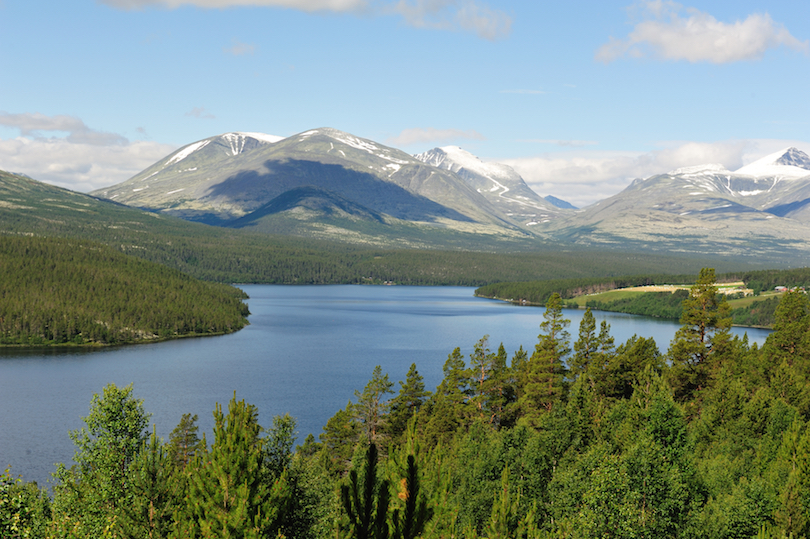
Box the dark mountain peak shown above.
[775,147,810,170]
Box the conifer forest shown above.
[4,269,810,538]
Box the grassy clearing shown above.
[727,290,784,309]
[569,285,687,307]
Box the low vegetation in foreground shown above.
[0,236,249,346]
[5,269,810,539]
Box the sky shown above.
[1,0,808,208]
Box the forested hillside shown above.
[0,169,764,286]
[6,269,810,539]
[0,236,249,346]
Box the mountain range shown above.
[34,128,810,265]
[91,129,550,245]
[543,147,810,258]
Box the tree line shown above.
[0,236,249,346]
[6,268,810,538]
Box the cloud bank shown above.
[597,1,808,63]
[387,127,485,146]
[0,112,176,193]
[498,139,809,209]
[99,0,512,40]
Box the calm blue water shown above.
[0,285,770,487]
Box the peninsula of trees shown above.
[0,236,249,346]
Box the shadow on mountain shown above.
[765,197,810,217]
[205,159,474,223]
[228,185,387,227]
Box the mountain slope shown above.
[541,148,810,260]
[92,129,527,239]
[414,146,571,226]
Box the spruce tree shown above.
[762,290,810,370]
[421,347,471,445]
[167,413,201,469]
[571,308,598,379]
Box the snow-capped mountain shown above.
[736,147,810,178]
[414,146,570,226]
[541,147,810,258]
[91,128,531,239]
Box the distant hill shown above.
[545,195,578,210]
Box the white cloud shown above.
[100,0,511,40]
[597,1,808,63]
[0,112,128,146]
[387,127,485,147]
[185,107,216,119]
[224,39,256,55]
[0,112,176,192]
[0,137,177,193]
[497,139,810,209]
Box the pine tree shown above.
[355,366,395,445]
[340,443,390,539]
[389,364,429,442]
[520,293,570,420]
[390,454,433,539]
[167,413,202,469]
[669,268,732,401]
[173,394,289,539]
[119,428,180,539]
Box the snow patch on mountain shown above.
[416,146,515,183]
[220,132,281,155]
[669,163,730,176]
[167,140,211,166]
[736,147,810,179]
[239,132,283,144]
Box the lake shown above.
[0,285,771,487]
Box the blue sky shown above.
[1,0,808,207]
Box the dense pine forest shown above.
[5,268,810,538]
[0,236,249,346]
